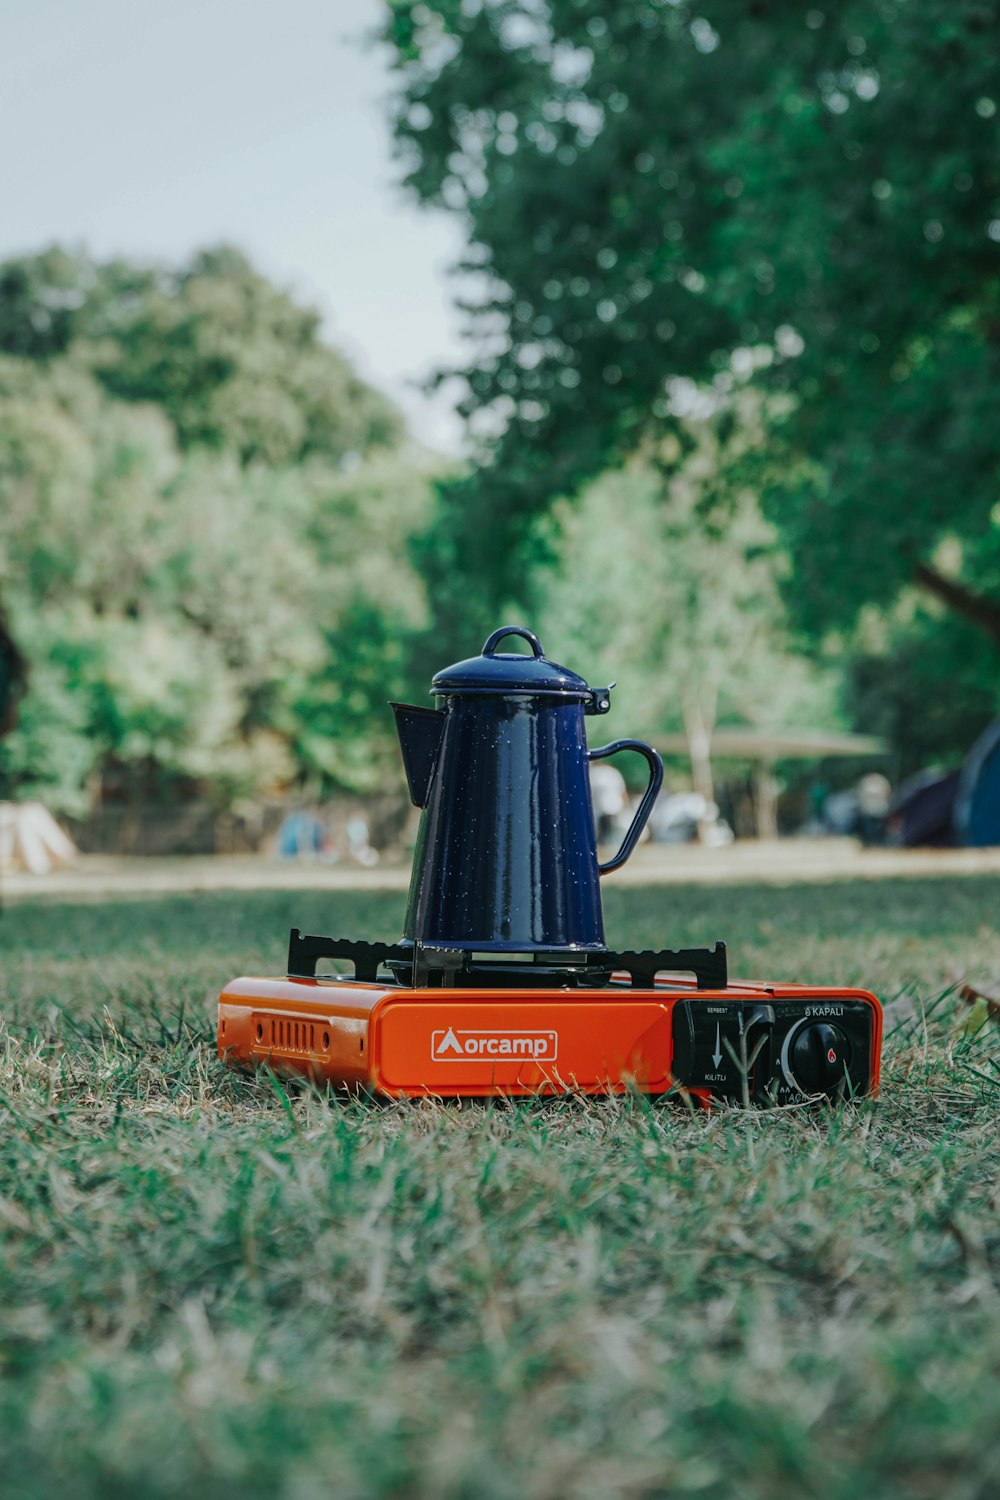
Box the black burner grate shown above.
[286,930,727,991]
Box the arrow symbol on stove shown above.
[712,1024,723,1069]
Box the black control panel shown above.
[670,995,876,1104]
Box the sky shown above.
[0,0,469,450]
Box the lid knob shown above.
[482,626,545,659]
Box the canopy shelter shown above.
[655,729,888,759]
[654,729,890,838]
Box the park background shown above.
[1,5,1000,1500]
[2,0,999,864]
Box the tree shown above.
[532,406,842,804]
[0,248,436,813]
[383,0,1000,645]
[0,246,404,466]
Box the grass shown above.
[0,876,999,1500]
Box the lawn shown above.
[1,877,998,1500]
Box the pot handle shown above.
[482,626,545,658]
[588,739,664,875]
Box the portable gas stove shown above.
[218,627,882,1105]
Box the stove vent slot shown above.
[267,1017,316,1053]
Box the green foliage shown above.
[384,0,1000,654]
[0,245,90,360]
[288,453,438,791]
[0,249,434,811]
[0,619,95,813]
[0,879,998,1496]
[0,245,403,465]
[533,417,842,757]
[849,603,1000,777]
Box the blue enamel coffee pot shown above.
[391,626,663,953]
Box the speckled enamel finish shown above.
[393,627,663,954]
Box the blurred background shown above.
[1,0,999,876]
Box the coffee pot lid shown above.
[431,626,598,701]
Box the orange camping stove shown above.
[218,934,882,1105]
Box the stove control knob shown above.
[781,1022,852,1097]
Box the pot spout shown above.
[390,703,446,808]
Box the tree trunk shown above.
[682,690,717,842]
[754,761,780,840]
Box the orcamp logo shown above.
[431,1026,558,1062]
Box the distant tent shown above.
[889,769,960,848]
[954,719,1000,847]
[0,802,77,874]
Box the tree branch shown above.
[913,562,1000,644]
